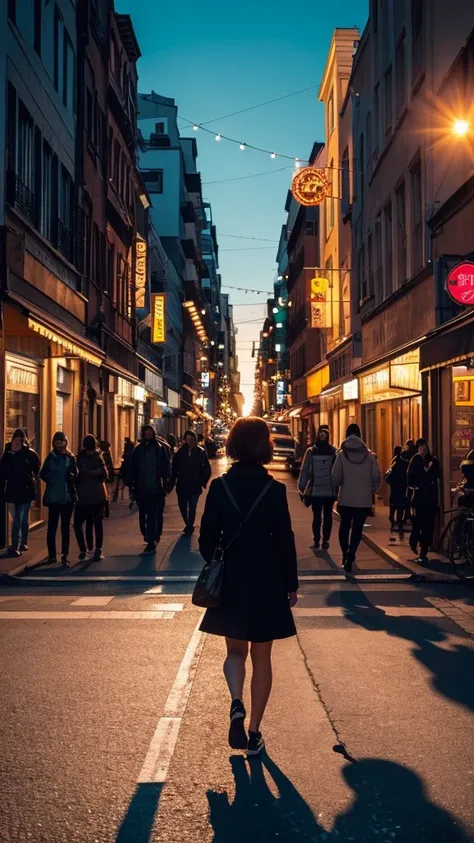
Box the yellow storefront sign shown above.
[151,294,166,344]
[306,365,330,399]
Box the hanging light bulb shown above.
[239,143,246,151]
[193,125,199,132]
[270,152,276,159]
[215,134,222,142]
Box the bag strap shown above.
[220,476,274,553]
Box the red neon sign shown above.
[446,261,474,305]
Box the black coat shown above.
[384,453,411,508]
[76,451,108,506]
[407,453,441,508]
[132,439,171,499]
[198,463,298,643]
[0,445,40,504]
[172,444,211,496]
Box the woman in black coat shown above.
[0,428,40,557]
[199,417,298,757]
[385,444,411,538]
[407,438,441,563]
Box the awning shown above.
[289,407,302,418]
[9,293,104,367]
[300,405,317,418]
[420,315,474,371]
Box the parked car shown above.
[266,422,297,473]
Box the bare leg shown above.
[224,638,249,700]
[249,641,273,732]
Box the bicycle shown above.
[438,500,474,579]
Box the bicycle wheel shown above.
[449,514,474,578]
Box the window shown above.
[327,90,334,135]
[34,0,41,54]
[108,127,113,173]
[358,133,364,205]
[396,181,407,285]
[116,254,123,312]
[58,166,73,260]
[15,101,35,220]
[366,111,372,173]
[305,221,315,236]
[373,83,380,159]
[325,161,334,233]
[384,66,393,137]
[396,33,406,117]
[54,7,63,92]
[341,147,350,215]
[107,241,115,297]
[86,90,93,137]
[411,159,422,273]
[142,169,163,193]
[63,31,74,110]
[374,215,383,301]
[41,142,53,240]
[367,231,373,297]
[383,201,392,297]
[412,0,424,84]
[359,245,366,301]
[155,122,165,135]
[113,140,120,185]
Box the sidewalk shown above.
[362,506,458,582]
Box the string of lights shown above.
[222,285,274,294]
[219,246,276,252]
[219,234,278,243]
[179,117,307,163]
[178,85,316,127]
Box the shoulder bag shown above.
[192,476,274,608]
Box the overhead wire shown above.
[179,85,317,126]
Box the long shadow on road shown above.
[206,753,471,842]
[325,586,474,714]
[116,783,163,843]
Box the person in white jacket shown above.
[332,424,381,572]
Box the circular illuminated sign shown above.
[291,167,330,207]
[310,276,328,300]
[446,261,474,305]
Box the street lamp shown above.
[453,119,469,137]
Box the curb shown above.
[361,532,460,584]
[0,551,50,582]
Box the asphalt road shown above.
[1,464,474,842]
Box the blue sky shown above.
[115,0,368,408]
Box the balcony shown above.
[56,219,74,263]
[7,169,35,224]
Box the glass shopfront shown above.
[450,366,474,487]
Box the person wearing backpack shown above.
[131,425,171,554]
[298,424,337,550]
[74,435,108,562]
[172,429,212,535]
[384,444,411,540]
[198,417,298,757]
[39,432,78,566]
[332,424,381,572]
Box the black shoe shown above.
[311,542,320,551]
[61,555,70,567]
[343,555,354,573]
[93,549,104,562]
[20,544,29,552]
[417,554,429,565]
[142,543,156,555]
[7,547,21,558]
[322,541,330,551]
[229,699,247,750]
[78,552,87,562]
[247,730,265,757]
[46,557,58,565]
[182,527,190,536]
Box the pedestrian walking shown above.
[384,444,411,540]
[172,430,212,535]
[0,429,40,557]
[198,417,298,756]
[407,438,441,564]
[99,440,115,484]
[298,424,337,550]
[332,423,381,572]
[131,425,171,554]
[74,435,108,562]
[39,432,78,566]
[116,438,135,504]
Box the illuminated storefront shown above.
[320,378,359,448]
[357,348,422,499]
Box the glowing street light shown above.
[453,119,469,137]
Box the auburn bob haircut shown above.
[226,417,273,465]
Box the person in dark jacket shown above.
[172,430,212,535]
[132,425,171,554]
[298,424,337,550]
[116,438,135,504]
[39,432,78,565]
[99,441,115,484]
[407,438,441,563]
[385,444,411,539]
[199,417,298,757]
[0,429,40,557]
[74,435,107,562]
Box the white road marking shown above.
[70,596,114,606]
[150,603,183,613]
[137,616,205,784]
[0,611,172,620]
